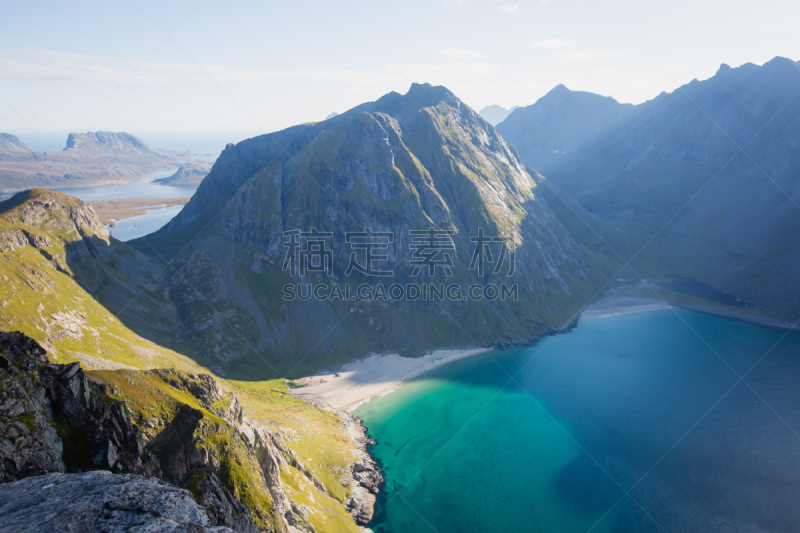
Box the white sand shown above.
[290,348,489,411]
[581,296,673,318]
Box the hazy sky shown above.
[1,0,798,147]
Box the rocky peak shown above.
[1,189,109,241]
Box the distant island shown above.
[0,131,198,193]
[152,162,211,186]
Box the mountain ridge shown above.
[127,83,614,377]
[501,56,800,322]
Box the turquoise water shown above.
[356,309,800,533]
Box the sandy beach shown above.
[290,348,489,410]
[580,296,673,318]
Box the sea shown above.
[356,308,800,533]
[53,169,198,242]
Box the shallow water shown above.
[356,309,800,533]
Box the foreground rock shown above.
[0,331,158,482]
[0,470,233,532]
[1,331,382,532]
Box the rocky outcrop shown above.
[339,412,384,525]
[180,465,258,533]
[0,332,65,481]
[0,331,158,481]
[0,470,234,532]
[0,229,27,253]
[43,361,161,476]
[1,330,384,531]
[148,370,294,532]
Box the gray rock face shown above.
[0,470,234,533]
[0,332,65,481]
[339,411,384,525]
[0,331,159,482]
[180,466,258,533]
[132,83,608,376]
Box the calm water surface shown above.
[55,168,197,201]
[356,309,800,533]
[53,169,197,241]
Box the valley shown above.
[1,35,799,532]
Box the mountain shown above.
[479,104,519,126]
[0,189,384,532]
[153,162,212,185]
[504,57,800,322]
[0,133,33,152]
[0,131,191,193]
[130,83,614,377]
[496,84,635,175]
[65,131,159,155]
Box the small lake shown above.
[356,309,800,533]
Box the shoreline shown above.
[584,294,799,333]
[291,296,797,412]
[290,347,489,411]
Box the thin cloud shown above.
[439,48,486,61]
[557,51,610,62]
[498,4,518,12]
[530,38,576,49]
[0,48,499,87]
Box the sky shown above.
[1,0,798,151]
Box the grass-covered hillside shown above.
[0,189,379,532]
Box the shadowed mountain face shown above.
[502,57,800,322]
[496,85,635,176]
[130,83,613,377]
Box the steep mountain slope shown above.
[496,84,635,176]
[0,190,384,532]
[0,133,33,152]
[132,84,614,378]
[507,57,800,322]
